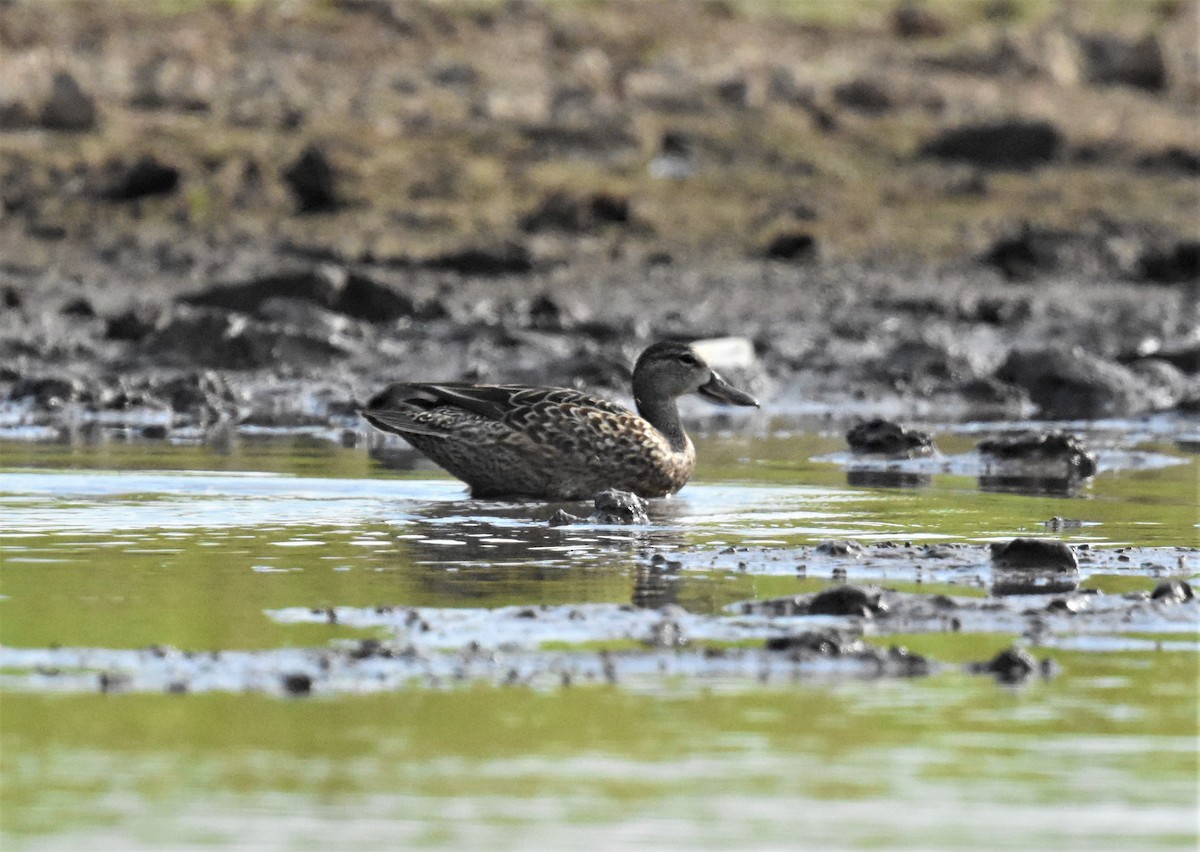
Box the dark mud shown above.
[1,1,1198,442]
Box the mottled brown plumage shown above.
[360,341,759,500]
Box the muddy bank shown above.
[1,0,1198,438]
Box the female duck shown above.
[360,340,759,500]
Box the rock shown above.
[519,190,631,233]
[590,489,649,524]
[547,508,583,527]
[815,540,865,557]
[1078,33,1167,91]
[807,585,885,617]
[920,120,1062,169]
[995,346,1157,418]
[333,272,418,322]
[832,78,893,114]
[60,297,96,318]
[1136,148,1200,176]
[846,418,936,458]
[977,431,1097,478]
[8,376,85,408]
[982,224,1078,279]
[185,266,346,313]
[764,629,853,655]
[990,538,1078,571]
[420,241,534,276]
[105,307,166,342]
[1126,359,1188,411]
[971,647,1038,684]
[185,266,415,323]
[761,229,818,262]
[1150,579,1194,603]
[281,673,313,696]
[144,308,351,370]
[156,371,238,420]
[38,71,97,132]
[99,156,180,201]
[282,144,340,213]
[891,2,948,38]
[1138,241,1200,283]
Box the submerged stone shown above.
[990,538,1079,571]
[590,489,649,524]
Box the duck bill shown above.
[697,371,759,407]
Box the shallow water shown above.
[1,423,1197,850]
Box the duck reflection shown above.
[380,495,691,608]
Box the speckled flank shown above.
[361,342,755,500]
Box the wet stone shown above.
[282,673,313,696]
[39,71,97,132]
[815,540,865,557]
[547,508,583,527]
[990,538,1079,572]
[282,143,340,213]
[920,120,1061,169]
[970,647,1038,684]
[846,418,935,458]
[1150,579,1194,604]
[807,585,885,617]
[977,431,1097,478]
[99,156,181,202]
[590,489,649,524]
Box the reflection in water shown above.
[390,500,687,607]
[978,474,1086,497]
[846,468,932,489]
[991,568,1080,597]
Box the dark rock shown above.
[807,585,885,617]
[971,647,1038,684]
[891,2,948,38]
[876,338,978,385]
[519,190,631,233]
[99,156,181,201]
[39,71,97,132]
[1136,147,1200,175]
[282,673,313,695]
[420,241,534,276]
[60,297,96,318]
[547,508,583,527]
[815,540,865,557]
[3,287,21,309]
[157,371,237,418]
[527,293,575,331]
[764,630,849,655]
[8,376,85,408]
[982,224,1073,279]
[990,538,1078,571]
[995,346,1156,418]
[1138,241,1200,283]
[761,229,818,262]
[977,431,1097,478]
[187,266,416,323]
[846,418,936,458]
[920,120,1062,169]
[1079,33,1167,91]
[282,144,340,213]
[105,307,165,342]
[334,272,417,322]
[590,489,649,524]
[832,78,893,114]
[185,266,346,314]
[1150,579,1194,603]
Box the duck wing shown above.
[362,383,633,438]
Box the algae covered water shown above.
[1,423,1197,850]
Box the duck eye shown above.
[678,353,699,366]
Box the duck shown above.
[360,340,759,500]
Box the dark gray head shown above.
[632,341,759,409]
